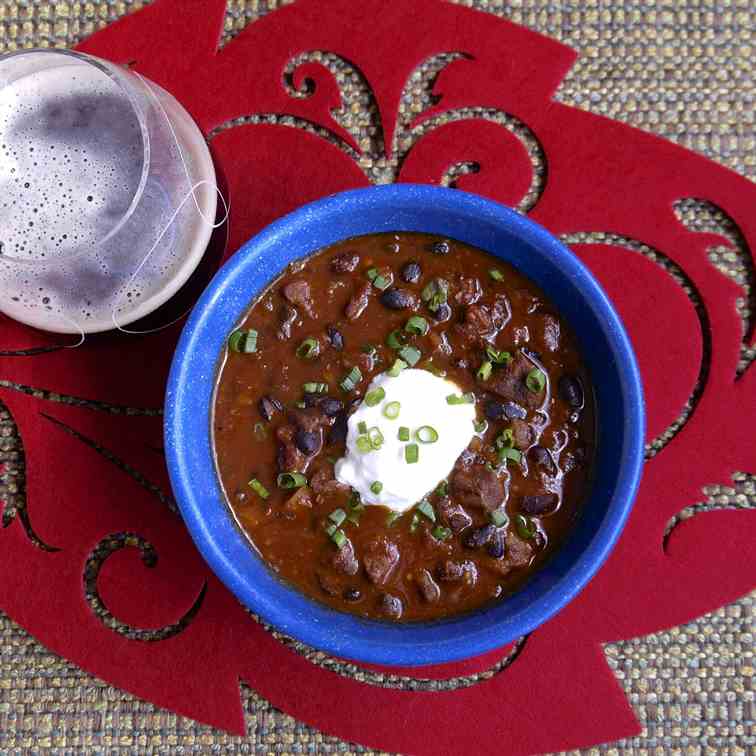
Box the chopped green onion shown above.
[325,523,337,537]
[477,360,493,381]
[473,419,488,434]
[328,508,347,526]
[436,480,449,496]
[499,447,522,464]
[248,478,270,499]
[365,387,386,406]
[296,337,319,360]
[373,275,391,291]
[410,511,421,533]
[404,315,429,336]
[526,368,547,393]
[490,509,509,527]
[405,443,419,464]
[340,366,362,392]
[489,268,504,282]
[398,345,421,366]
[431,525,452,541]
[398,426,410,441]
[366,268,379,282]
[253,422,267,441]
[383,401,401,419]
[496,428,515,449]
[386,511,402,527]
[421,278,448,310]
[415,425,439,444]
[229,329,258,353]
[358,420,368,434]
[356,435,371,453]
[368,426,385,449]
[446,392,475,405]
[387,358,407,377]
[331,528,347,548]
[417,499,436,522]
[386,329,406,349]
[348,490,363,509]
[370,481,383,495]
[326,456,337,464]
[346,510,362,525]
[277,471,307,489]
[485,345,511,364]
[302,381,327,394]
[425,364,447,378]
[294,400,306,409]
[515,513,537,540]
[361,343,377,356]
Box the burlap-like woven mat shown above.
[0,1,753,752]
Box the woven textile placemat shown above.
[0,1,754,752]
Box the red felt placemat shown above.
[0,1,754,753]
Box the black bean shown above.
[529,445,555,473]
[504,402,527,419]
[326,325,344,350]
[343,587,362,602]
[558,375,584,408]
[401,261,422,283]
[320,397,344,417]
[521,493,559,515]
[258,395,283,422]
[432,240,450,255]
[432,302,452,322]
[380,287,416,310]
[484,400,527,421]
[462,524,496,549]
[328,412,348,445]
[294,429,320,455]
[486,530,505,558]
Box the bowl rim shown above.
[165,184,645,666]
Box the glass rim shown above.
[0,48,151,265]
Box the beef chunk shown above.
[363,538,400,585]
[436,559,478,586]
[452,464,505,512]
[437,497,473,533]
[309,465,349,496]
[282,280,315,318]
[488,531,535,576]
[345,281,372,321]
[456,294,511,345]
[332,540,359,575]
[417,569,441,603]
[510,418,533,450]
[455,276,482,305]
[277,304,298,340]
[378,593,403,619]
[489,351,544,409]
[276,425,307,473]
[542,314,561,352]
[520,493,559,515]
[330,252,360,273]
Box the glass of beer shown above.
[0,49,218,334]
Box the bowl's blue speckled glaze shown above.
[165,185,644,666]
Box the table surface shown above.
[0,1,753,753]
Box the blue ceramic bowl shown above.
[165,185,644,666]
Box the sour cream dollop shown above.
[335,368,476,512]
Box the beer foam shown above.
[0,62,145,260]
